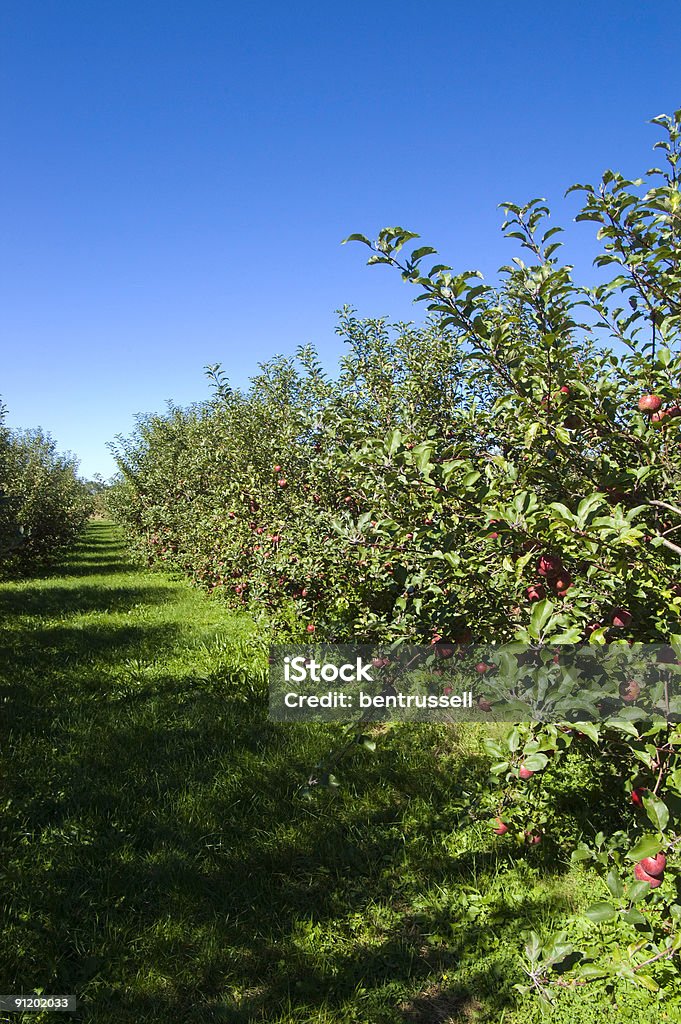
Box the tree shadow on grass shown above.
[1,681,579,1023]
[0,523,580,1023]
[1,583,176,619]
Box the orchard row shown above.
[108,110,681,995]
[108,301,681,651]
[0,399,92,573]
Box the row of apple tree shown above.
[0,398,92,572]
[107,111,681,996]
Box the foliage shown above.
[108,110,681,997]
[0,399,92,572]
[342,107,681,1000]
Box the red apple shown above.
[492,817,508,835]
[537,554,563,577]
[611,607,632,628]
[552,574,573,596]
[273,465,282,472]
[638,394,662,413]
[639,853,666,877]
[620,679,641,702]
[277,479,288,488]
[631,786,647,807]
[526,583,546,602]
[634,862,663,888]
[487,519,502,539]
[477,697,492,712]
[306,623,315,634]
[518,765,534,780]
[434,642,455,659]
[475,662,491,674]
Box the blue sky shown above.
[1,1,680,478]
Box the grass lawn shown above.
[1,522,677,1023]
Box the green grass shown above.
[1,522,678,1023]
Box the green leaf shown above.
[606,868,624,898]
[574,721,599,743]
[525,931,542,962]
[551,627,584,644]
[626,834,663,862]
[524,421,541,448]
[528,599,555,639]
[571,847,593,863]
[548,502,575,522]
[605,718,640,738]
[579,965,609,980]
[523,753,549,772]
[577,493,606,525]
[634,972,660,992]
[644,794,669,832]
[386,429,403,456]
[341,232,372,246]
[410,246,438,262]
[629,880,654,903]
[585,902,616,923]
[621,908,647,926]
[656,345,673,368]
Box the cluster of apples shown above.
[272,464,288,488]
[524,553,573,600]
[639,394,681,424]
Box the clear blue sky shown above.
[1,1,680,478]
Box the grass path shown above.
[1,523,674,1023]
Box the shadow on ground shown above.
[0,523,578,1024]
